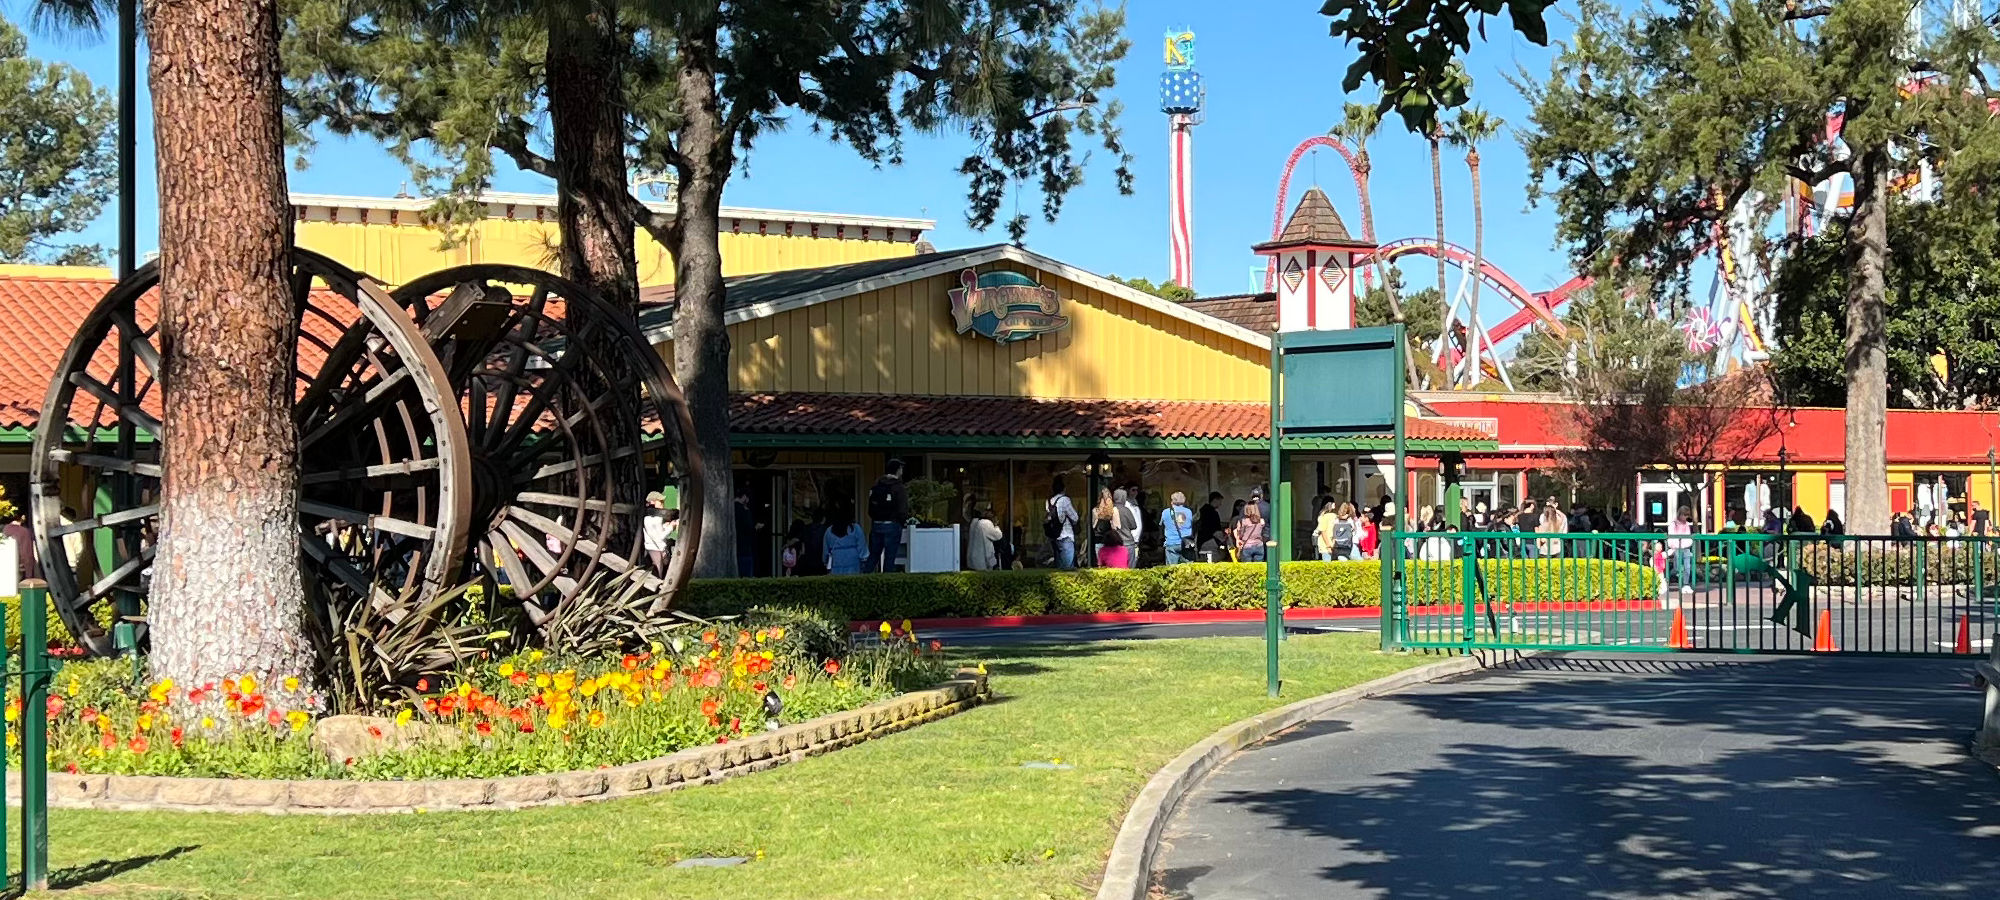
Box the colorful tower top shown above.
[1160,30,1203,115]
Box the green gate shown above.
[1383,532,1999,657]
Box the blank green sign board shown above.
[1277,324,1402,434]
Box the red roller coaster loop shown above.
[1268,136,1372,290]
[1360,238,1580,345]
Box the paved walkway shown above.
[1155,654,2000,898]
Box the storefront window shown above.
[1013,458,1095,566]
[1215,457,1268,522]
[1722,472,1787,528]
[1911,472,1968,528]
[1526,471,1572,509]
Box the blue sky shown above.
[14,1,1581,303]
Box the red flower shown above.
[729,717,741,733]
[64,763,79,775]
[621,655,640,670]
[752,681,767,693]
[267,709,283,728]
[416,678,430,692]
[99,732,115,750]
[701,670,723,688]
[45,695,64,719]
[475,722,493,736]
[186,688,208,704]
[508,672,530,687]
[170,727,184,747]
[240,695,266,716]
[930,640,943,652]
[80,707,98,723]
[422,698,440,714]
[823,659,841,675]
[367,726,384,739]
[128,736,149,754]
[716,736,729,744]
[700,698,720,717]
[519,722,535,734]
[782,674,797,690]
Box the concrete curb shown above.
[6,669,988,815]
[1094,652,1512,900]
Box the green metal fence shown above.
[1384,532,2000,657]
[6,581,55,891]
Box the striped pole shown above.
[1168,114,1195,288]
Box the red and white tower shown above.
[1252,186,1376,333]
[1160,30,1204,289]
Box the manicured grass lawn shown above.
[28,634,1432,899]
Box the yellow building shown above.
[291,191,934,287]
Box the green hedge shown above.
[680,558,1659,622]
[0,593,85,651]
[1797,542,2000,587]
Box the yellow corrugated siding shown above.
[658,262,1269,402]
[296,219,915,286]
[1794,472,1829,519]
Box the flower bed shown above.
[6,616,953,781]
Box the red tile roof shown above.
[0,275,118,429]
[728,392,1493,444]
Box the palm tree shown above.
[1448,106,1503,388]
[1332,102,1419,386]
[35,0,316,688]
[1428,122,1448,388]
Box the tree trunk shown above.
[1430,134,1447,389]
[1467,148,1484,389]
[672,25,740,578]
[1841,146,1891,533]
[547,3,638,313]
[545,3,647,574]
[143,0,314,692]
[1358,149,1421,386]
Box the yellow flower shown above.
[528,650,543,663]
[547,710,569,730]
[760,650,774,662]
[284,676,300,693]
[553,672,576,692]
[754,630,768,645]
[4,705,17,723]
[498,663,514,678]
[534,673,551,688]
[901,619,914,636]
[68,677,79,697]
[239,674,258,694]
[136,713,154,731]
[772,627,786,640]
[286,710,309,732]
[147,678,173,703]
[395,708,413,728]
[977,662,987,675]
[456,682,472,698]
[201,716,216,729]
[879,621,893,638]
[648,641,664,656]
[4,731,15,748]
[587,710,606,728]
[579,679,600,698]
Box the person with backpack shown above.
[1044,477,1080,569]
[1160,491,1197,565]
[1333,502,1360,560]
[865,458,910,573]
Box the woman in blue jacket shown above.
[824,515,866,575]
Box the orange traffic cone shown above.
[1954,614,1972,655]
[1668,608,1690,649]
[1812,608,1838,652]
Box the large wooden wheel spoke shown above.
[29,250,470,654]
[390,265,702,627]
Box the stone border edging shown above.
[5,669,988,815]
[1093,652,1515,900]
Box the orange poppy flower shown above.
[700,698,720,717]
[823,659,841,675]
[128,736,149,754]
[475,722,493,736]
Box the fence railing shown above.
[1385,531,2000,657]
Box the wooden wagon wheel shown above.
[27,250,472,655]
[389,266,703,628]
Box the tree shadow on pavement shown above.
[1159,655,2000,898]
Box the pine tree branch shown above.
[490,125,556,180]
[1783,5,1832,20]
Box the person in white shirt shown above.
[1118,488,1143,565]
[643,492,673,576]
[1666,507,1695,593]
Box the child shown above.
[781,538,802,576]
[1652,540,1669,602]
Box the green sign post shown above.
[7,581,55,890]
[1266,325,1408,695]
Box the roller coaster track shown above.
[1267,136,1372,291]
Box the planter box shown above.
[906,525,962,573]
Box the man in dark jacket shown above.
[3,511,37,581]
[1197,492,1225,549]
[866,459,911,573]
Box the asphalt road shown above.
[1154,653,2000,899]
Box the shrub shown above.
[0,593,88,651]
[1797,541,2000,587]
[680,558,1658,622]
